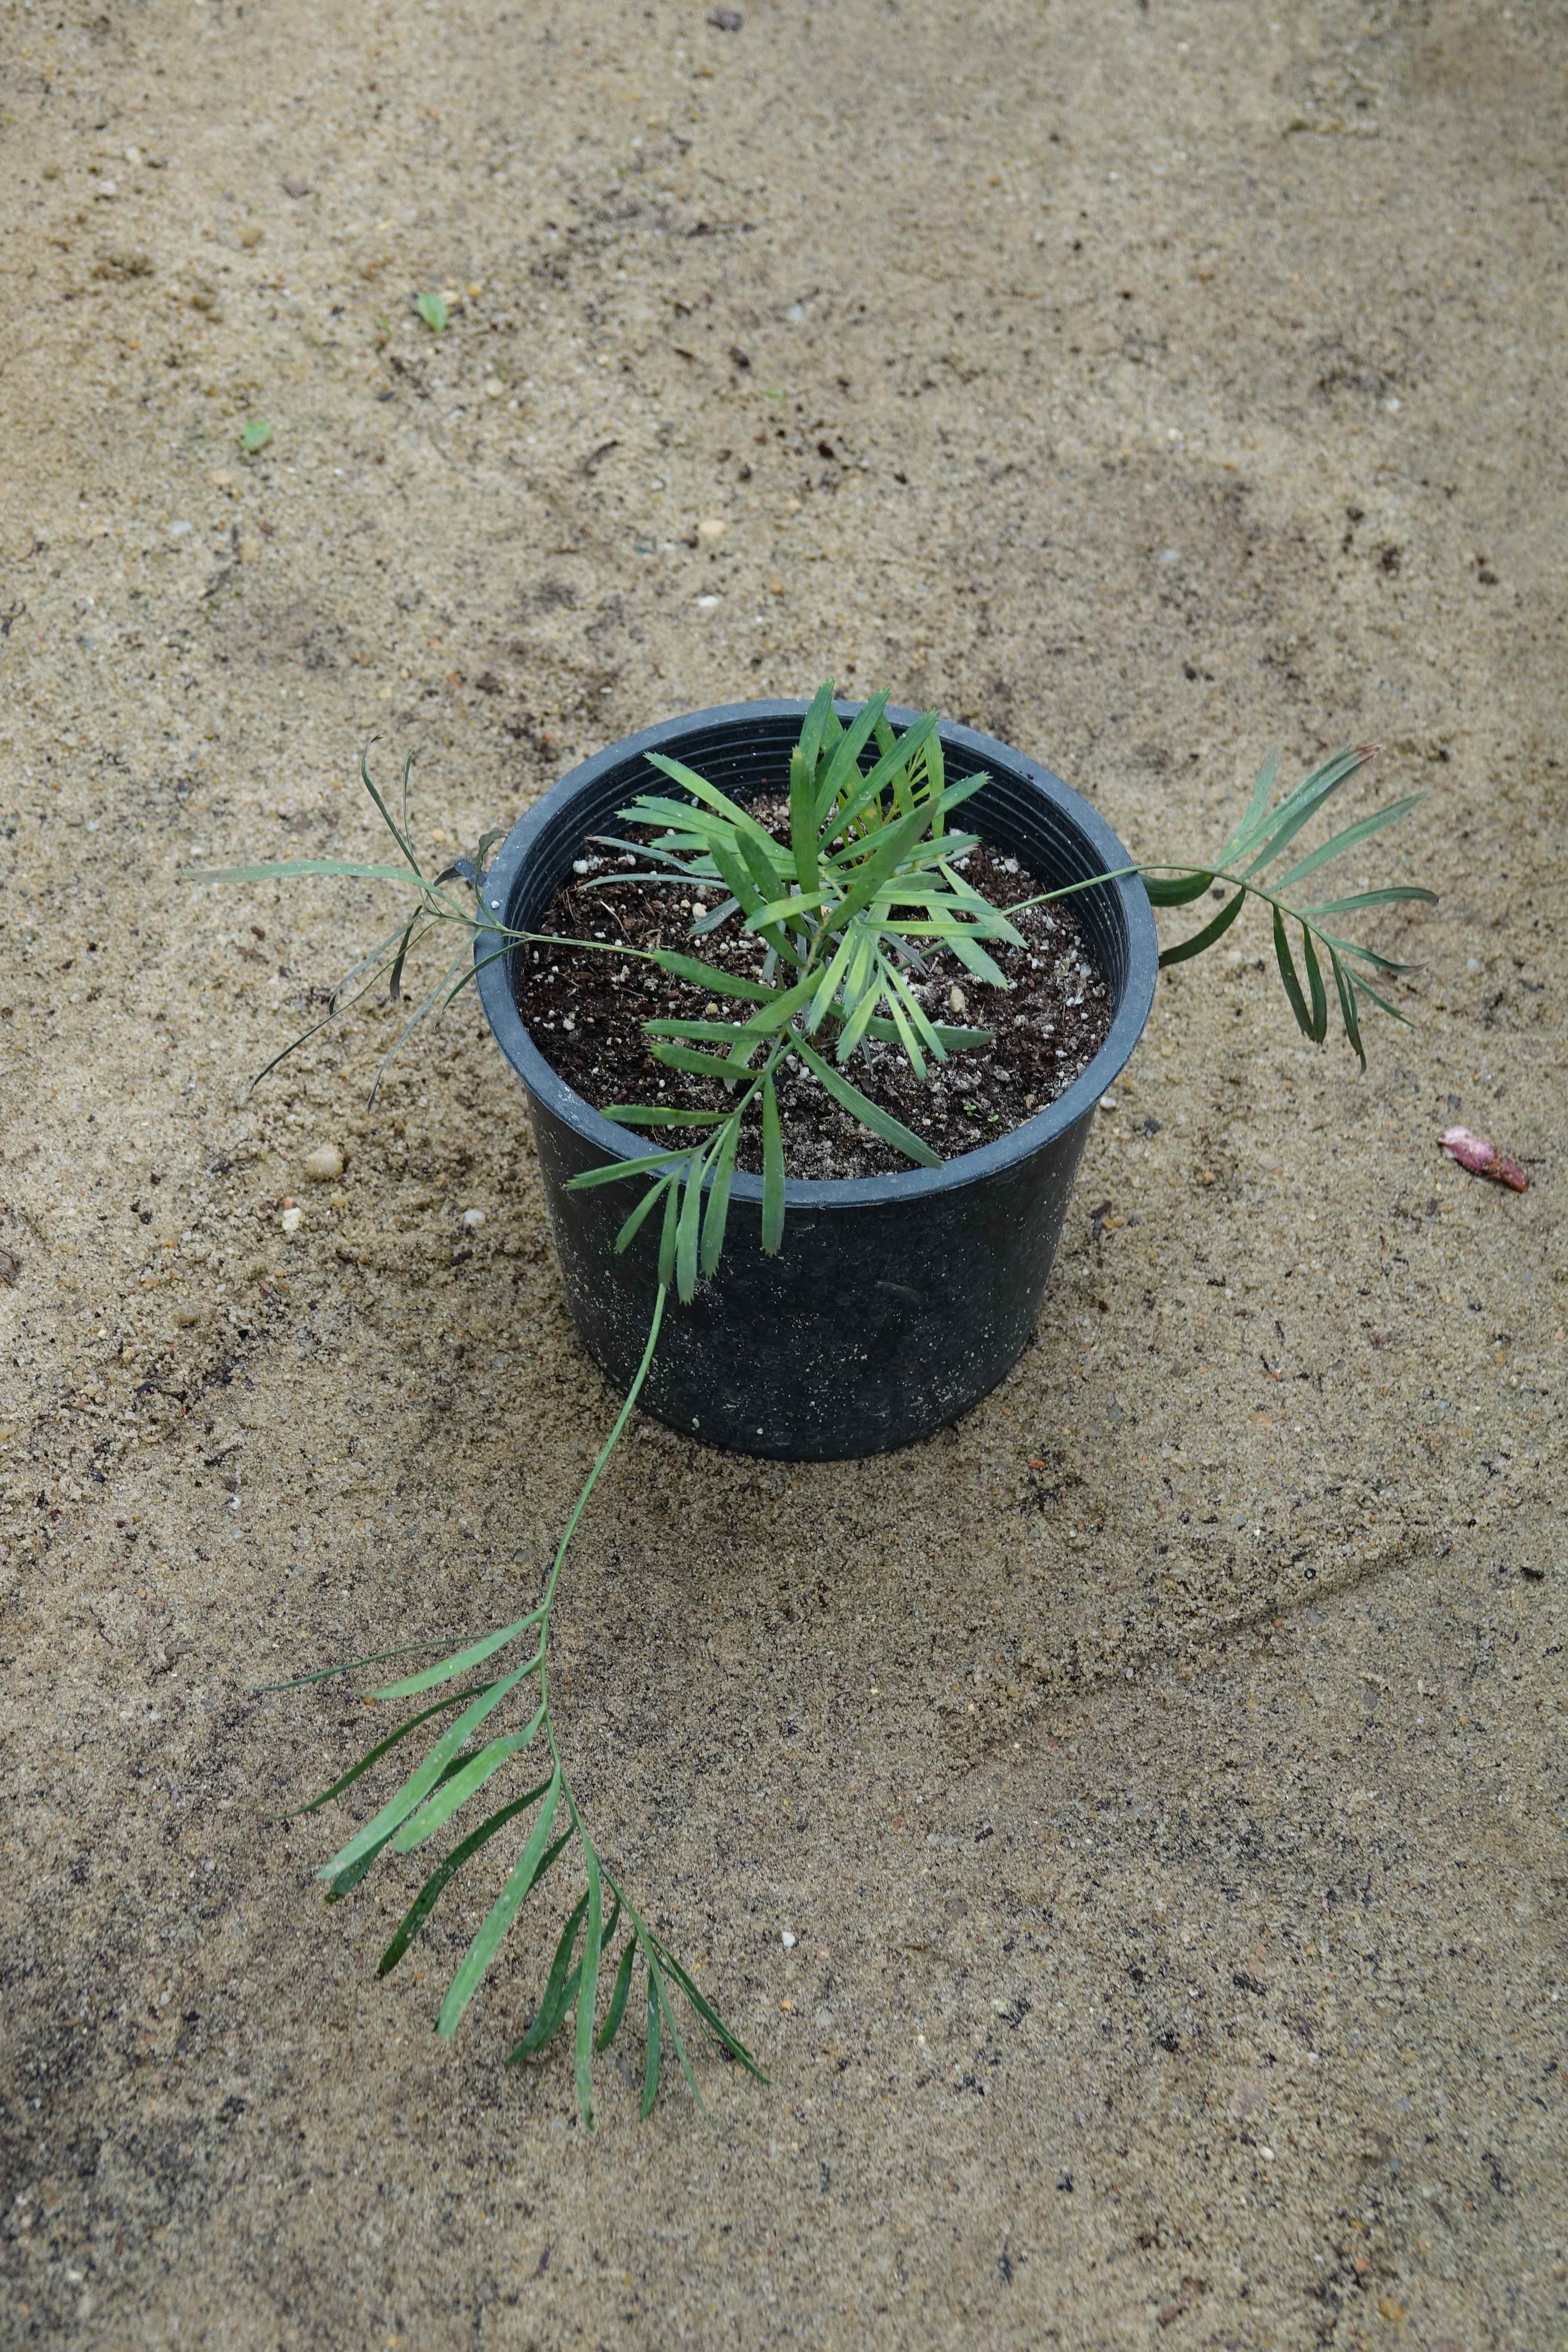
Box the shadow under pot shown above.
[475,699,1157,1461]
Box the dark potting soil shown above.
[512,812,1115,1179]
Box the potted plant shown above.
[200,679,1432,2125]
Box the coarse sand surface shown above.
[1,3,1565,2346]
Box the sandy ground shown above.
[2,1,1565,2345]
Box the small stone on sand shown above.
[462,1207,486,1230]
[697,515,727,541]
[304,1144,343,1182]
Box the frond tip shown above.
[1140,744,1433,1069]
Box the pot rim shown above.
[475,698,1158,1208]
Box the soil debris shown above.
[1441,1124,1528,1191]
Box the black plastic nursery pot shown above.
[475,701,1158,1461]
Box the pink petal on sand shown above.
[1441,1126,1528,1191]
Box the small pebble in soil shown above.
[780,1929,797,1949]
[304,1143,343,1182]
[462,1207,486,1230]
[280,1206,302,1235]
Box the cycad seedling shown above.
[570,684,1009,1285]
[192,681,1433,2129]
